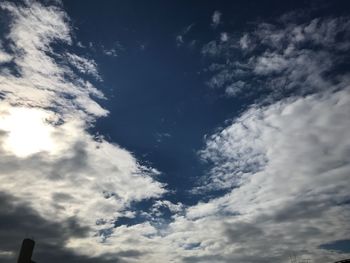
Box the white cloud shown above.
[0,250,13,258]
[66,53,101,80]
[190,87,350,262]
[0,105,57,157]
[101,41,125,57]
[176,23,195,47]
[176,35,184,46]
[102,48,117,57]
[188,12,350,263]
[220,32,228,42]
[204,16,350,98]
[0,49,12,64]
[151,200,184,215]
[1,2,349,263]
[239,34,250,49]
[0,1,165,260]
[211,11,222,28]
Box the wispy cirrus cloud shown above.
[176,23,195,47]
[101,41,125,57]
[203,16,350,99]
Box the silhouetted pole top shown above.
[17,238,36,263]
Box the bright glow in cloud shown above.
[0,1,349,263]
[0,106,56,157]
[0,1,165,260]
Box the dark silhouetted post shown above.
[17,238,36,263]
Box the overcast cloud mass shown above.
[0,1,349,263]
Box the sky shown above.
[0,0,349,262]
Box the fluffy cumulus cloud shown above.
[194,89,350,262]
[156,84,350,263]
[0,1,165,262]
[191,12,350,263]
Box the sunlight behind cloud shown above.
[0,106,56,157]
[0,0,349,262]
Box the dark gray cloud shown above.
[184,254,225,263]
[0,193,129,263]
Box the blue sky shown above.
[0,0,349,262]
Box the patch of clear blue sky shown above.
[62,0,350,205]
[320,240,350,254]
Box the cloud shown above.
[0,1,165,261]
[176,35,184,46]
[0,48,12,64]
[220,32,228,42]
[0,192,123,263]
[174,84,350,263]
[151,200,184,216]
[66,53,101,80]
[203,16,350,99]
[98,81,350,262]
[155,132,172,143]
[186,11,350,263]
[1,2,349,263]
[101,42,125,57]
[176,23,195,47]
[211,11,222,28]
[201,88,350,193]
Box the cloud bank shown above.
[192,11,350,263]
[0,1,164,261]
